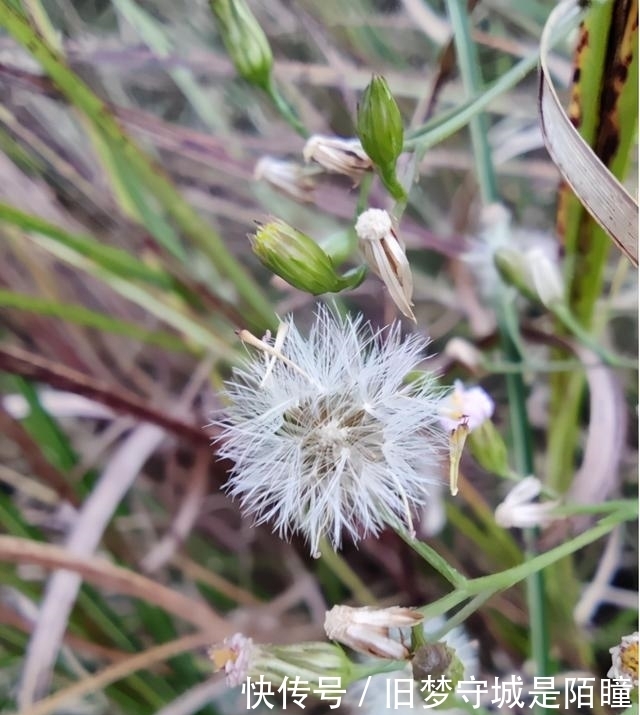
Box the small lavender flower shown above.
[216,304,447,557]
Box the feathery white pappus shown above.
[214,304,447,557]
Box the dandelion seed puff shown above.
[214,304,447,557]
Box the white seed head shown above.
[355,208,393,242]
[215,304,447,556]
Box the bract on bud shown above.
[303,135,373,185]
[324,605,424,660]
[356,75,406,200]
[355,208,415,321]
[251,219,366,295]
[210,0,273,90]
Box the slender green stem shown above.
[481,358,588,374]
[419,501,636,626]
[396,527,467,589]
[404,52,538,148]
[444,0,548,686]
[431,592,492,639]
[356,173,374,215]
[445,0,497,204]
[266,79,309,138]
[467,503,637,595]
[553,304,638,368]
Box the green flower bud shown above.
[210,0,273,89]
[494,247,534,299]
[468,419,509,477]
[494,247,564,309]
[357,75,406,200]
[251,219,366,295]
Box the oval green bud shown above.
[357,75,406,199]
[468,419,509,478]
[251,219,366,295]
[210,0,273,89]
[494,247,536,301]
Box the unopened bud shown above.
[468,419,509,477]
[303,135,373,185]
[494,247,564,309]
[251,219,366,295]
[325,605,424,659]
[210,0,272,89]
[527,247,564,308]
[357,75,406,200]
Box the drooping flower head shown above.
[216,304,447,557]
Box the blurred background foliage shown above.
[0,0,636,713]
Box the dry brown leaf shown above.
[539,0,638,265]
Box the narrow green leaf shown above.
[0,290,190,352]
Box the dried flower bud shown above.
[355,208,415,321]
[324,605,424,659]
[495,477,559,529]
[303,135,373,184]
[210,0,273,90]
[254,157,316,203]
[357,75,406,200]
[412,642,464,690]
[251,219,366,295]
